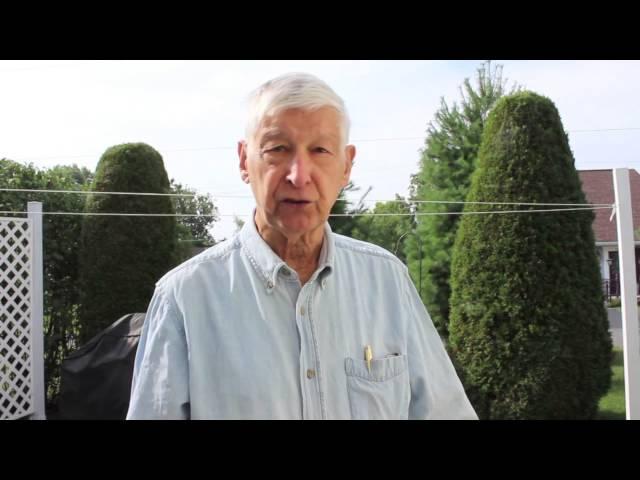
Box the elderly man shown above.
[126,73,477,420]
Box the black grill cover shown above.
[58,313,146,420]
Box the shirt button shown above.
[321,279,327,289]
[300,306,305,316]
[306,369,316,379]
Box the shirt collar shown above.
[239,210,335,292]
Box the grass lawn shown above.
[597,348,625,420]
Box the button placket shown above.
[297,284,324,419]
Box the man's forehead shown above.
[258,127,340,140]
[256,108,341,135]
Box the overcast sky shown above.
[2,60,639,239]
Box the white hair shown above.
[245,72,350,144]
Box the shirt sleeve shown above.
[126,285,190,420]
[403,269,478,420]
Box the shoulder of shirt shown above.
[155,233,242,290]
[331,232,407,271]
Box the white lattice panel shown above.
[0,218,34,420]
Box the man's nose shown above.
[285,150,312,188]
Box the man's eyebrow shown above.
[259,130,288,144]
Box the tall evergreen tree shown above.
[405,61,517,337]
[449,92,612,419]
[78,143,177,344]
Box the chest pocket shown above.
[344,354,410,420]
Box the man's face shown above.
[239,107,355,238]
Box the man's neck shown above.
[254,214,325,285]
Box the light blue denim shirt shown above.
[126,218,477,420]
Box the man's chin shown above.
[275,216,326,238]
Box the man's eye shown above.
[314,147,330,154]
[267,145,287,153]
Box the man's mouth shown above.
[282,199,311,205]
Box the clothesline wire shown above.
[0,206,612,219]
[0,188,614,208]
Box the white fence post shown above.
[27,202,46,420]
[612,168,640,420]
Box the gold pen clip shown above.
[364,345,373,373]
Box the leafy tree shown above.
[170,179,218,262]
[329,181,368,237]
[233,215,245,234]
[0,159,93,411]
[350,196,413,263]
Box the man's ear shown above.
[341,144,356,188]
[238,141,250,184]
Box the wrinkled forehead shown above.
[253,106,345,144]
